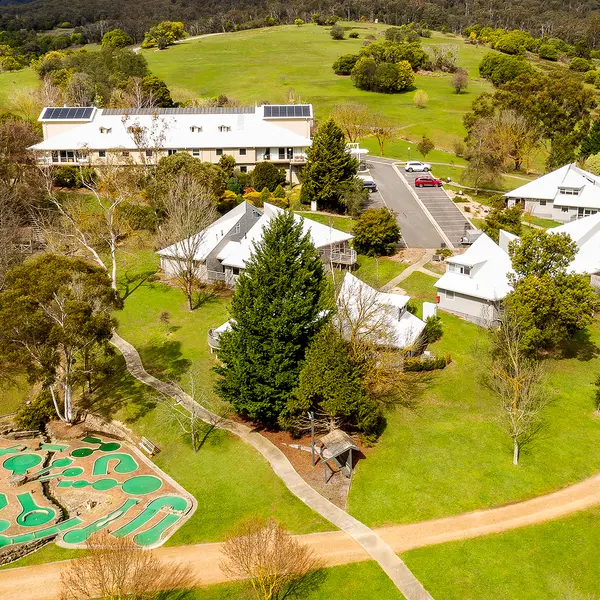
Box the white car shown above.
[404,161,431,172]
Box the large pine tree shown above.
[215,210,330,425]
[300,118,358,210]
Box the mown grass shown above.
[191,561,405,600]
[143,24,494,151]
[403,507,600,599]
[522,215,562,229]
[297,211,355,233]
[0,68,38,115]
[349,309,600,526]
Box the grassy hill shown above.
[143,23,494,152]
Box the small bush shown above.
[584,70,598,84]
[15,389,55,431]
[570,57,592,72]
[53,165,79,187]
[332,53,360,75]
[353,207,401,256]
[272,184,286,198]
[331,25,345,40]
[435,248,453,257]
[349,32,359,39]
[538,44,559,61]
[413,89,429,109]
[404,354,451,372]
[424,315,443,343]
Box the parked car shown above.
[415,175,443,188]
[362,179,378,193]
[405,161,431,172]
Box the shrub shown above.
[424,315,443,343]
[478,52,532,85]
[53,165,79,187]
[570,57,592,72]
[435,247,453,258]
[351,56,377,90]
[101,29,133,49]
[404,354,451,371]
[493,31,528,55]
[118,203,157,231]
[226,176,244,195]
[371,60,414,93]
[583,153,600,176]
[353,207,401,256]
[272,184,286,198]
[538,44,559,61]
[250,162,285,191]
[218,190,242,213]
[451,68,469,93]
[584,70,598,84]
[15,389,55,431]
[259,187,271,206]
[413,89,429,108]
[294,18,305,26]
[331,25,345,40]
[349,32,359,39]
[333,53,360,75]
[595,73,600,88]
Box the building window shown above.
[218,125,231,132]
[98,150,106,158]
[145,150,153,158]
[539,200,547,206]
[240,166,247,173]
[121,151,130,157]
[51,151,59,163]
[190,126,202,133]
[192,149,200,157]
[562,207,569,212]
[59,151,75,163]
[232,267,240,275]
[448,264,471,275]
[445,290,455,300]
[216,149,223,156]
[99,127,112,134]
[239,148,247,156]
[234,223,241,234]
[168,149,177,156]
[279,147,285,159]
[253,210,261,219]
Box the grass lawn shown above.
[0,68,38,115]
[109,246,331,542]
[522,215,562,229]
[397,272,438,303]
[297,211,355,233]
[191,561,405,600]
[354,255,407,289]
[349,310,600,527]
[403,507,600,599]
[143,24,495,151]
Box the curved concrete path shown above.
[110,333,433,600]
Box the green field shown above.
[192,561,404,600]
[403,507,600,599]
[143,24,494,151]
[348,299,600,526]
[0,68,39,116]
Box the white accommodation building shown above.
[338,272,426,351]
[158,202,357,288]
[505,163,600,223]
[434,232,515,326]
[29,105,313,182]
[435,214,600,325]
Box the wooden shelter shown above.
[315,429,359,483]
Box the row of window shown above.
[448,263,471,276]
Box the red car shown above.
[414,176,443,188]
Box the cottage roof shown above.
[318,429,359,459]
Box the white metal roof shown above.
[505,163,600,209]
[219,204,354,269]
[549,213,600,274]
[435,233,514,301]
[338,272,426,349]
[157,201,250,261]
[31,105,312,151]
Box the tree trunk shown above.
[513,438,519,466]
[49,385,67,423]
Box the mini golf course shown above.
[0,436,196,554]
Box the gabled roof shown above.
[338,272,426,349]
[505,163,600,209]
[31,105,312,151]
[157,201,251,261]
[549,212,600,274]
[435,233,514,301]
[219,204,354,269]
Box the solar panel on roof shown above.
[263,105,311,118]
[42,107,94,120]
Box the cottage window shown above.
[448,263,471,275]
[168,149,177,156]
[562,207,569,213]
[539,200,547,206]
[190,126,202,133]
[218,125,231,132]
[239,148,247,156]
[192,149,200,157]
[121,151,130,157]
[216,149,223,156]
[240,166,248,173]
[253,210,261,219]
[51,151,59,163]
[145,150,153,158]
[59,150,75,163]
[98,150,106,158]
[445,290,455,300]
[99,127,112,134]
[234,222,241,234]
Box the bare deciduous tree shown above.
[221,518,324,600]
[159,370,229,452]
[60,531,192,600]
[451,69,469,94]
[332,103,371,142]
[157,173,218,310]
[368,113,398,156]
[486,311,549,465]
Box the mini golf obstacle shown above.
[0,436,196,556]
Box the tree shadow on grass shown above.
[192,290,220,310]
[138,338,192,382]
[560,328,600,362]
[84,355,158,424]
[118,268,159,301]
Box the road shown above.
[367,158,444,249]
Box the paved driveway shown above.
[367,159,443,249]
[403,171,471,247]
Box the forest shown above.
[1,0,600,48]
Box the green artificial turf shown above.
[403,507,600,600]
[348,311,600,526]
[191,561,405,599]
